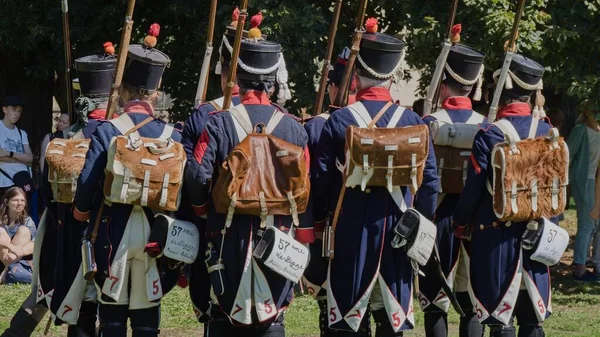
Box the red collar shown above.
[242,91,271,106]
[442,96,472,110]
[88,109,107,120]
[356,87,393,102]
[124,101,154,115]
[231,85,240,97]
[496,103,531,120]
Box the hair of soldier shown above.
[120,86,159,106]
[237,78,275,96]
[499,91,531,109]
[442,82,472,97]
[356,75,392,91]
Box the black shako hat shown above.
[236,39,281,82]
[122,45,170,95]
[443,44,485,91]
[74,54,117,98]
[495,54,544,100]
[356,32,406,80]
[328,47,354,87]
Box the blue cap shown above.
[2,96,24,108]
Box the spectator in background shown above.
[39,112,71,173]
[0,187,35,284]
[412,98,425,117]
[567,100,600,281]
[0,97,33,200]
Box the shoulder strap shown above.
[316,113,330,121]
[209,97,224,111]
[528,117,540,139]
[229,105,253,142]
[347,102,372,128]
[493,119,521,142]
[265,110,285,134]
[386,106,406,128]
[158,124,175,140]
[465,111,485,124]
[368,101,394,128]
[110,114,149,136]
[430,109,453,124]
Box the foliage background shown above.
[0,0,599,159]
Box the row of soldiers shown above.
[0,8,561,337]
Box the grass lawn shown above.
[1,209,599,336]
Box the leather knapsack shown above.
[428,109,484,194]
[104,114,185,211]
[343,102,429,193]
[211,105,310,227]
[489,118,568,222]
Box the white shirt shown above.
[0,122,30,187]
[587,127,600,179]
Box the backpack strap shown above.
[528,117,540,139]
[110,114,154,137]
[347,102,372,128]
[265,111,285,134]
[229,105,253,142]
[386,106,406,128]
[465,111,485,124]
[209,97,224,111]
[430,109,453,124]
[158,124,175,140]
[316,113,330,121]
[493,119,521,142]
[367,102,394,129]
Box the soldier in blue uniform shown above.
[48,52,118,337]
[453,55,552,337]
[419,44,486,337]
[73,34,181,337]
[312,29,439,336]
[183,24,243,325]
[302,46,370,337]
[186,37,311,337]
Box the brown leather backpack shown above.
[343,102,429,194]
[211,105,310,227]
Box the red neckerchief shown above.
[442,96,472,110]
[124,101,154,115]
[242,90,271,106]
[88,109,108,120]
[356,87,393,102]
[496,102,531,120]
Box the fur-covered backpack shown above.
[46,131,89,203]
[104,114,185,211]
[489,118,569,222]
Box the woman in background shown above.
[0,187,36,284]
[567,101,600,282]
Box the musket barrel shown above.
[222,0,249,110]
[105,0,136,120]
[313,0,343,115]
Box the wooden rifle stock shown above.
[105,0,137,120]
[61,0,74,121]
[487,0,526,123]
[194,0,219,106]
[332,0,369,108]
[222,0,249,110]
[313,0,343,116]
